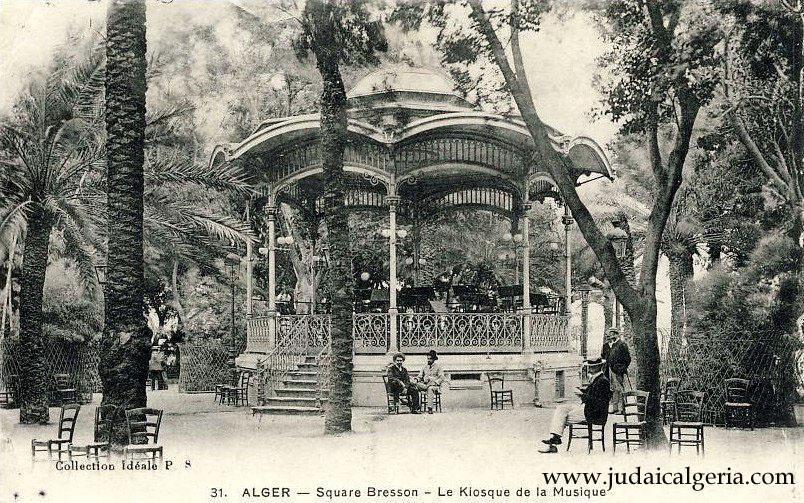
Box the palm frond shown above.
[145,152,254,195]
[43,195,98,296]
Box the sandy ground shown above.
[1,389,801,503]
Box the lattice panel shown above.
[353,313,389,354]
[662,334,802,426]
[399,313,523,353]
[530,314,570,351]
[1,339,100,403]
[178,341,231,393]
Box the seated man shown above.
[386,352,420,414]
[412,350,445,414]
[539,358,612,453]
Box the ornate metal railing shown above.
[246,316,272,353]
[256,338,310,405]
[398,312,523,353]
[314,345,330,414]
[248,312,569,357]
[353,313,389,354]
[530,314,570,351]
[277,314,331,349]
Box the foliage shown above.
[41,260,103,344]
[670,233,802,424]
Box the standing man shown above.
[604,328,631,414]
[413,350,445,414]
[538,358,611,453]
[386,353,420,414]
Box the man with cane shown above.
[601,327,631,414]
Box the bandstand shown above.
[211,66,612,409]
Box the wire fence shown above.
[661,332,803,426]
[177,340,232,393]
[1,339,101,405]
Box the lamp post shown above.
[608,231,628,330]
[225,252,240,386]
[574,283,593,359]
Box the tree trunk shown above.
[171,259,186,331]
[667,248,693,359]
[17,208,51,424]
[630,299,664,446]
[307,0,353,434]
[100,0,149,445]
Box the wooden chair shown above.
[382,375,414,414]
[724,378,754,430]
[669,391,705,455]
[123,407,163,460]
[0,374,17,408]
[32,404,81,460]
[69,404,116,460]
[660,378,681,425]
[612,390,649,453]
[487,373,513,410]
[419,387,442,413]
[226,371,253,407]
[567,420,606,453]
[53,373,77,405]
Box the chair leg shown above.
[586,425,592,454]
[566,426,572,451]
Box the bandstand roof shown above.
[211,66,613,216]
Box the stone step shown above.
[251,405,322,416]
[281,379,319,390]
[274,387,329,398]
[295,363,321,371]
[263,396,324,408]
[285,371,319,380]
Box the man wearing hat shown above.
[539,358,611,453]
[386,352,420,413]
[602,327,631,414]
[412,350,445,414]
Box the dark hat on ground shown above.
[392,352,405,361]
[427,350,438,360]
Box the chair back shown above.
[675,391,704,422]
[54,373,73,390]
[238,371,253,390]
[724,378,750,404]
[487,373,505,392]
[621,390,649,423]
[57,404,81,441]
[663,378,681,401]
[382,375,392,394]
[93,405,118,443]
[125,408,163,445]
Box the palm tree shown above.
[0,44,105,424]
[299,0,386,434]
[100,0,149,439]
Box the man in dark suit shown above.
[386,352,420,413]
[606,328,631,413]
[539,358,612,453]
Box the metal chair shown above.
[724,378,754,430]
[53,373,77,405]
[567,421,606,453]
[123,407,163,460]
[660,378,681,425]
[612,390,649,453]
[669,390,705,455]
[69,404,116,460]
[32,404,81,460]
[487,373,513,410]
